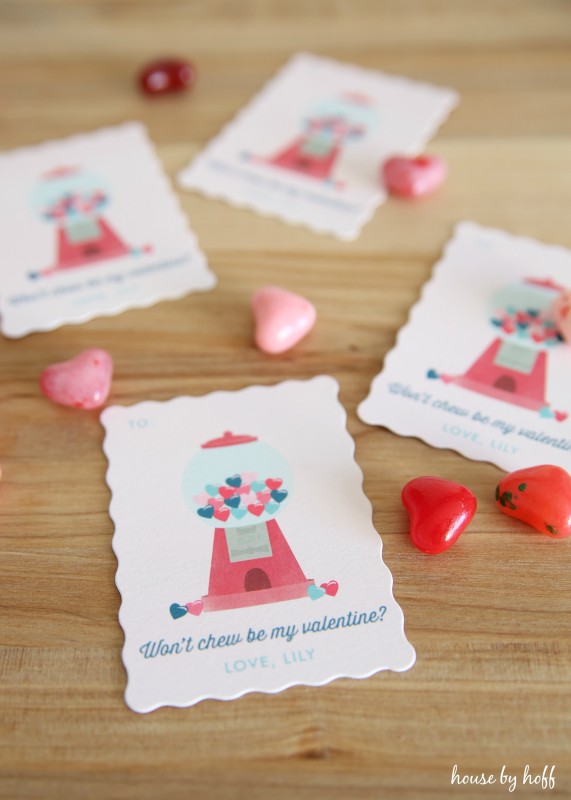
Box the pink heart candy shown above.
[185,600,203,616]
[552,290,571,343]
[252,286,316,355]
[39,348,113,409]
[207,498,224,510]
[237,484,251,495]
[440,373,454,384]
[192,492,209,506]
[382,154,447,199]
[257,491,271,504]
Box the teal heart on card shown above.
[265,502,278,515]
[205,484,219,496]
[197,505,214,518]
[251,481,266,492]
[226,474,242,488]
[426,369,439,379]
[231,508,248,520]
[271,489,288,503]
[170,603,188,620]
[540,406,553,419]
[307,585,326,601]
[226,495,241,508]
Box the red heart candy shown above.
[555,411,568,422]
[402,477,477,554]
[139,58,197,96]
[266,478,283,491]
[248,503,265,517]
[40,348,113,410]
[320,580,339,597]
[219,486,236,500]
[185,600,203,616]
[214,508,230,522]
[495,465,571,538]
[382,154,447,199]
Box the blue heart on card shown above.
[265,502,279,515]
[251,481,266,492]
[426,369,439,380]
[540,406,554,419]
[231,508,248,520]
[170,603,188,620]
[197,505,215,518]
[226,474,242,488]
[490,318,503,328]
[205,484,219,497]
[307,585,326,601]
[226,495,241,508]
[271,489,288,503]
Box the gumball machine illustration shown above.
[245,93,378,187]
[30,165,150,279]
[429,278,567,420]
[172,431,337,619]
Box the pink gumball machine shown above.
[180,431,316,613]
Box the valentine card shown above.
[102,377,415,713]
[177,53,458,240]
[0,122,215,337]
[358,222,571,472]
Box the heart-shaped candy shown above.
[197,505,215,519]
[307,584,326,600]
[555,411,568,422]
[248,503,265,517]
[185,600,204,616]
[207,498,224,510]
[226,474,242,488]
[265,502,279,515]
[256,491,271,504]
[252,286,316,355]
[219,486,236,500]
[320,580,339,597]
[225,495,241,508]
[237,484,251,495]
[266,478,283,491]
[426,369,439,379]
[271,489,288,503]
[382,154,447,199]
[440,374,454,384]
[169,603,187,620]
[402,477,477,554]
[540,406,554,419]
[214,508,230,522]
[39,348,113,409]
[231,508,248,520]
[495,465,571,538]
[205,484,219,496]
[251,481,266,492]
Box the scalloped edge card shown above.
[0,122,215,337]
[101,376,415,713]
[358,222,571,472]
[177,53,459,240]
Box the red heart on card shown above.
[320,580,339,597]
[555,411,568,422]
[266,478,282,491]
[248,503,265,517]
[219,486,236,500]
[185,600,203,616]
[214,508,230,522]
[402,477,477,554]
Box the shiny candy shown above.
[139,58,196,96]
[40,348,112,409]
[402,477,477,554]
[252,286,316,355]
[495,465,571,538]
[382,154,447,199]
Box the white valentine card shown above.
[178,53,458,240]
[0,122,215,337]
[102,377,415,713]
[358,222,571,472]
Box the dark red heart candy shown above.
[139,58,197,96]
[402,477,477,554]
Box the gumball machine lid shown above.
[201,431,258,449]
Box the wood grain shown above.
[1,1,570,798]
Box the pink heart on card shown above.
[219,486,236,500]
[192,492,209,506]
[185,600,203,616]
[40,348,113,409]
[257,491,271,504]
[382,154,447,199]
[320,580,339,597]
[237,484,251,495]
[207,498,224,510]
[248,503,265,517]
[241,471,257,484]
[440,374,454,384]
[266,478,283,491]
[214,508,230,522]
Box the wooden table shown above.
[1,1,570,797]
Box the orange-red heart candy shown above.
[402,477,477,554]
[495,465,571,538]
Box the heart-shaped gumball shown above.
[320,580,339,597]
[169,603,187,620]
[185,600,204,616]
[382,154,447,199]
[252,286,316,355]
[40,348,113,409]
[495,465,571,538]
[402,477,477,554]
